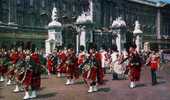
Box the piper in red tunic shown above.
[31,51,41,94]
[0,50,10,82]
[77,46,86,70]
[82,48,104,93]
[128,47,142,88]
[13,50,26,92]
[22,55,41,99]
[56,50,67,77]
[65,48,79,85]
[46,54,54,74]
[6,49,19,85]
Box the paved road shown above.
[1,64,170,100]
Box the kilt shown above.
[15,72,25,82]
[65,64,74,75]
[129,67,141,81]
[83,67,97,81]
[31,72,41,90]
[47,64,53,73]
[57,63,67,73]
[0,65,8,75]
[73,67,80,79]
[7,68,15,77]
[23,70,32,87]
[97,67,104,84]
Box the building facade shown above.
[0,0,170,50]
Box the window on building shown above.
[17,14,23,25]
[17,0,21,5]
[72,4,75,12]
[42,0,45,8]
[30,0,34,6]
[63,3,66,11]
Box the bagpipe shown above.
[80,59,96,73]
[14,60,29,84]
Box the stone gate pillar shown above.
[45,6,62,55]
[111,17,126,54]
[133,21,143,53]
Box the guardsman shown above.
[13,49,26,92]
[82,47,104,93]
[147,51,160,85]
[22,55,40,99]
[128,47,142,88]
[31,51,41,92]
[0,50,10,82]
[65,48,79,85]
[56,48,67,77]
[6,49,19,85]
[77,46,86,70]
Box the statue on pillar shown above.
[76,0,94,51]
[133,20,143,53]
[45,5,62,55]
[111,16,126,54]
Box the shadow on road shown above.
[0,96,4,99]
[74,81,85,85]
[157,76,164,80]
[136,83,147,88]
[98,87,111,92]
[37,92,57,99]
[38,87,46,91]
[157,80,166,85]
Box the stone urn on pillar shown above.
[111,17,126,54]
[75,0,94,51]
[45,6,62,55]
[133,20,143,53]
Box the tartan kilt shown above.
[15,72,25,82]
[129,67,141,81]
[56,63,67,73]
[0,65,8,75]
[31,72,41,90]
[47,64,53,73]
[97,67,104,84]
[7,68,15,77]
[0,65,2,74]
[23,70,32,87]
[65,64,74,75]
[73,66,80,79]
[83,67,97,81]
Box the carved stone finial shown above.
[76,0,93,24]
[111,16,126,28]
[133,20,143,34]
[51,6,58,21]
[48,4,61,27]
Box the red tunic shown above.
[77,52,86,65]
[47,58,53,73]
[83,52,104,84]
[65,53,79,78]
[56,51,67,73]
[31,53,40,65]
[149,57,159,71]
[18,52,26,60]
[10,52,19,64]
